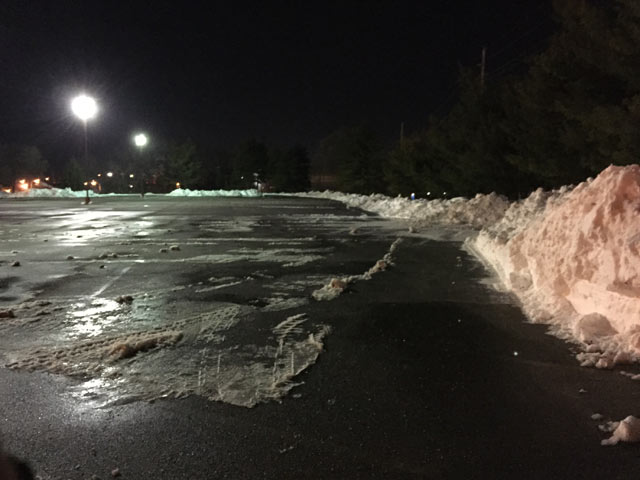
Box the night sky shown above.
[0,1,553,166]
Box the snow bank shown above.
[299,190,509,229]
[469,165,640,365]
[0,187,260,198]
[167,188,260,197]
[302,165,640,368]
[1,187,84,198]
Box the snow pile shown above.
[167,188,260,197]
[469,165,640,366]
[1,187,84,198]
[0,187,261,198]
[298,190,509,229]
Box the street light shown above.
[133,133,148,149]
[71,94,98,204]
[132,132,148,197]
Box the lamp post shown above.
[133,133,148,197]
[71,94,98,204]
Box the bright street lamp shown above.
[133,133,148,148]
[71,94,98,204]
[71,95,98,122]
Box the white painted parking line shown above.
[91,266,132,297]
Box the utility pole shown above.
[480,46,487,93]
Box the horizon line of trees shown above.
[0,139,311,194]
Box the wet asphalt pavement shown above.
[1,196,640,479]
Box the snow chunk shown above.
[109,332,183,360]
[312,278,347,301]
[601,416,640,446]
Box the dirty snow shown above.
[312,238,402,300]
[1,292,329,408]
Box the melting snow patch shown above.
[0,289,330,408]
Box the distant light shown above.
[90,179,98,187]
[83,181,88,186]
[17,182,29,191]
[97,173,102,177]
[1,187,11,193]
[427,191,431,196]
[176,182,181,189]
[443,191,447,196]
[106,172,113,178]
[18,179,26,184]
[32,178,40,186]
[129,173,134,178]
[410,192,415,200]
[128,184,134,189]
[44,177,50,181]
[513,351,519,357]
[133,133,148,147]
[71,94,98,121]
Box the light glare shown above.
[71,95,98,121]
[134,133,148,147]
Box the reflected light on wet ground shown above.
[65,299,121,339]
[57,210,148,246]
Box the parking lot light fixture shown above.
[71,94,98,205]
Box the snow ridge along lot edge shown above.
[298,165,640,369]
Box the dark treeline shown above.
[317,0,640,199]
[0,138,311,193]
[2,0,638,197]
